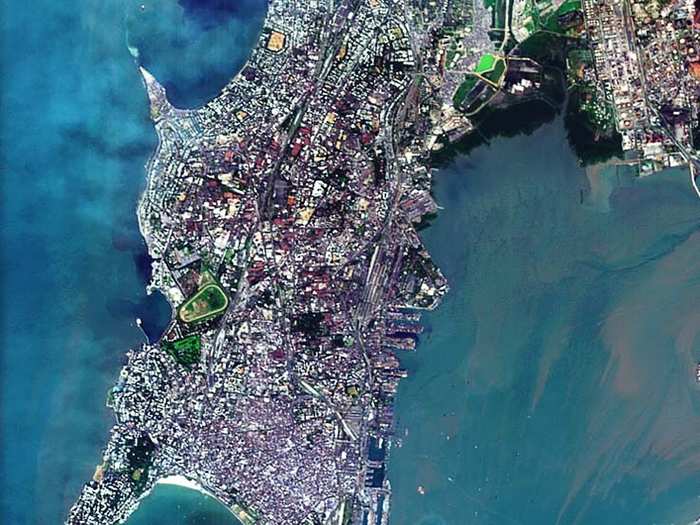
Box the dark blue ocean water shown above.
[126,0,266,108]
[0,1,265,524]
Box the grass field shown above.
[475,53,497,73]
[474,53,507,86]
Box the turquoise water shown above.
[0,1,263,524]
[125,485,238,525]
[389,121,700,525]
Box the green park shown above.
[162,334,202,367]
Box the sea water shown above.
[0,1,265,524]
[125,484,239,525]
[388,120,700,525]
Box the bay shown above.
[125,485,239,525]
[389,119,700,525]
[125,0,267,109]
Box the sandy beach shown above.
[156,475,212,497]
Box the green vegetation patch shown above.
[162,334,202,366]
[547,0,583,32]
[518,31,567,66]
[557,0,582,16]
[475,53,497,74]
[520,0,582,37]
[445,48,458,69]
[567,48,593,73]
[178,283,229,323]
[126,434,156,493]
[470,54,507,88]
[453,75,480,107]
[483,58,507,84]
[565,102,622,165]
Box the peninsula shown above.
[67,0,700,524]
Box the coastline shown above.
[388,124,700,524]
[87,6,615,525]
[155,476,243,524]
[115,7,269,524]
[156,474,210,494]
[119,474,242,525]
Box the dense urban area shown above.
[68,0,700,524]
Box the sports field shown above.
[178,283,229,323]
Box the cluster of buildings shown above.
[583,0,700,173]
[68,0,450,524]
[415,0,700,177]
